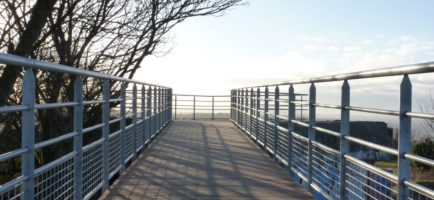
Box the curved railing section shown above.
[0,53,172,200]
[230,62,434,200]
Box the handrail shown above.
[0,53,168,87]
[236,61,434,89]
[0,53,173,200]
[172,94,231,120]
[230,62,434,200]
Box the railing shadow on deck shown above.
[102,120,314,199]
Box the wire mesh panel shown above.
[135,121,144,149]
[124,125,134,160]
[82,141,103,198]
[312,143,340,200]
[409,188,434,200]
[144,118,151,142]
[34,154,74,200]
[109,133,121,176]
[265,121,275,152]
[291,133,309,179]
[257,120,265,145]
[0,183,21,200]
[276,127,289,162]
[345,160,397,200]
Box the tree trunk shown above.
[0,0,57,106]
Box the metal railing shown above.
[230,62,434,200]
[0,53,172,200]
[172,94,231,120]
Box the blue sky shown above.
[137,0,434,95]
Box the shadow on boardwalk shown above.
[101,120,314,200]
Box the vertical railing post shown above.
[73,76,83,200]
[157,87,160,131]
[339,80,350,199]
[250,88,254,136]
[256,88,261,143]
[307,83,316,192]
[146,86,152,141]
[193,96,196,120]
[300,96,303,120]
[166,89,169,122]
[212,96,215,120]
[168,89,172,122]
[160,88,163,129]
[230,90,235,120]
[264,86,269,148]
[120,83,126,170]
[274,86,280,157]
[163,89,166,124]
[162,88,165,125]
[141,85,146,147]
[398,75,412,200]
[174,95,177,120]
[245,89,249,132]
[237,89,241,126]
[102,80,110,190]
[241,89,245,128]
[132,84,137,158]
[288,85,295,169]
[153,87,157,136]
[22,68,35,200]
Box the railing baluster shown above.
[153,87,157,137]
[288,85,295,169]
[164,89,168,124]
[250,88,254,136]
[162,88,164,125]
[274,86,279,157]
[308,83,316,192]
[256,88,261,143]
[245,89,249,133]
[141,85,145,147]
[240,89,243,128]
[339,80,350,199]
[73,76,83,200]
[212,96,214,120]
[147,86,152,141]
[120,83,126,170]
[174,95,177,120]
[158,87,162,130]
[102,80,110,190]
[239,89,242,125]
[22,68,35,200]
[232,90,235,120]
[398,75,412,200]
[193,96,196,120]
[132,84,137,158]
[264,86,269,148]
[168,89,172,122]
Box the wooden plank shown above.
[101,120,314,200]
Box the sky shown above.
[136,0,434,135]
[137,0,434,94]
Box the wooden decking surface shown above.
[101,120,314,200]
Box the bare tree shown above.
[0,0,243,183]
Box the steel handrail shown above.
[0,53,173,200]
[230,62,434,200]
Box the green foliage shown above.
[412,137,434,171]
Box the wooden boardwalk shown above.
[101,120,314,200]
